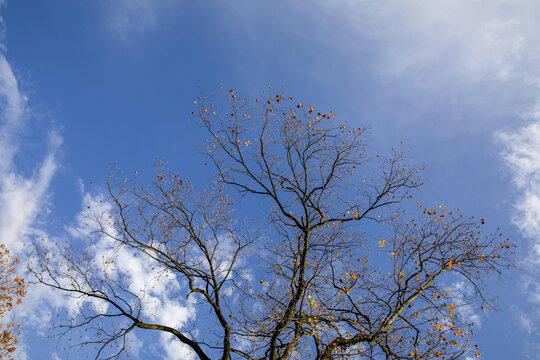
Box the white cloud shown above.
[161,332,195,360]
[498,121,540,262]
[0,51,61,254]
[45,192,195,358]
[0,146,59,253]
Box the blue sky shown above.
[1,0,540,359]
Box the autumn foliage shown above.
[0,244,25,358]
[33,91,514,359]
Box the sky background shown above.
[1,0,540,359]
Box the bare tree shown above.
[32,91,514,360]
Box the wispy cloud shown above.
[0,52,60,254]
[319,0,540,83]
[103,0,182,41]
[498,120,540,257]
[498,121,540,342]
[513,305,535,334]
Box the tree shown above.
[32,91,514,360]
[0,244,25,358]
